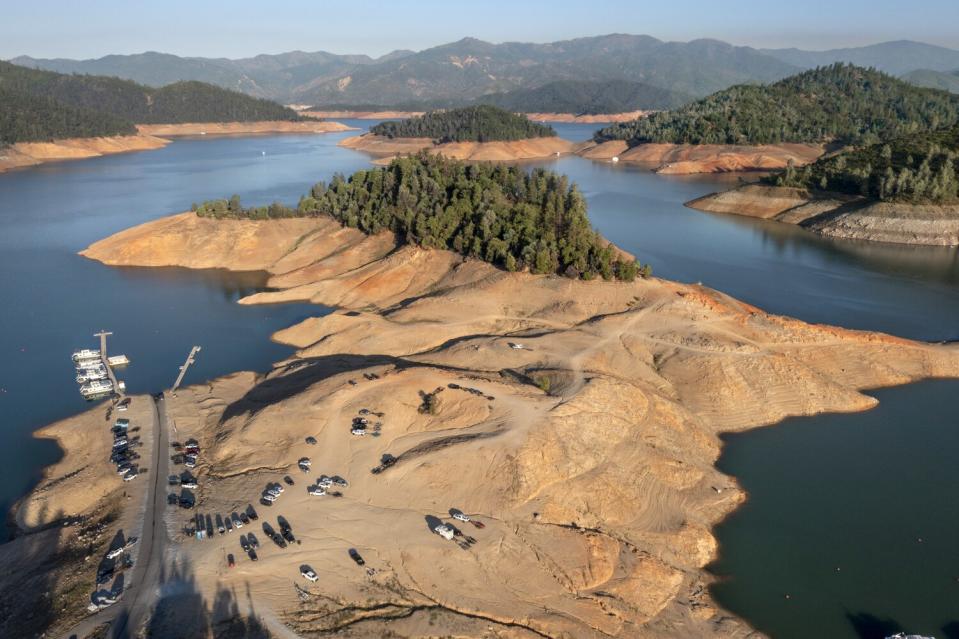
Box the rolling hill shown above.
[474,79,691,114]
[902,68,959,94]
[0,60,302,144]
[594,64,959,147]
[770,124,959,204]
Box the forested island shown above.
[771,124,959,203]
[195,152,645,280]
[0,60,303,145]
[594,64,959,147]
[369,105,556,143]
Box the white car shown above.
[317,476,333,489]
[106,547,124,560]
[298,457,311,467]
[433,524,455,541]
[123,473,138,482]
[181,481,198,489]
[262,493,277,503]
[112,439,128,448]
[232,513,243,529]
[452,512,471,523]
[351,428,367,436]
[301,568,318,582]
[266,487,281,497]
[274,484,284,494]
[308,486,326,496]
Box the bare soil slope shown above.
[72,211,959,638]
[688,184,959,246]
[579,141,824,174]
[339,133,578,163]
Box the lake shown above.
[1,120,955,637]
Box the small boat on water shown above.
[76,367,108,383]
[74,355,102,368]
[80,379,114,399]
[72,349,100,362]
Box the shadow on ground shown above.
[143,557,270,638]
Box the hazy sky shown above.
[3,0,959,60]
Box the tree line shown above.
[195,152,648,281]
[370,106,556,143]
[770,124,959,204]
[593,64,959,147]
[0,60,302,145]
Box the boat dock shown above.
[94,331,122,398]
[74,331,129,400]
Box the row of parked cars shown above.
[111,418,140,481]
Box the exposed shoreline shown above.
[687,183,959,246]
[303,109,648,123]
[30,210,958,637]
[576,140,824,175]
[0,120,355,174]
[339,132,581,163]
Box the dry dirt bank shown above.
[72,211,959,638]
[339,133,578,164]
[578,140,824,175]
[688,184,959,246]
[0,135,169,173]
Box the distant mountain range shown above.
[11,36,959,109]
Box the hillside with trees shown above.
[369,106,556,143]
[0,60,302,144]
[594,64,959,147]
[769,125,959,204]
[195,152,646,281]
[476,80,691,114]
[0,84,136,145]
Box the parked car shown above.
[227,554,235,568]
[248,549,258,562]
[305,436,317,445]
[168,475,180,486]
[452,511,470,523]
[262,493,277,503]
[301,567,318,582]
[232,513,243,529]
[348,548,365,566]
[283,475,295,486]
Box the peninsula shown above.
[339,105,577,163]
[13,154,959,637]
[687,124,959,245]
[581,64,959,174]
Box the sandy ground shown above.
[577,141,824,174]
[339,134,578,164]
[688,184,959,246]
[0,135,170,173]
[67,211,959,638]
[304,111,648,124]
[2,395,155,637]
